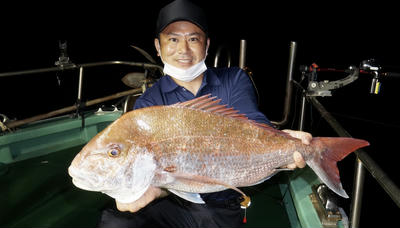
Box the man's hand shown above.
[282,129,312,169]
[116,186,168,213]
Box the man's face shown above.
[155,21,209,69]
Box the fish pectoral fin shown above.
[167,189,205,204]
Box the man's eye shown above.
[169,38,178,42]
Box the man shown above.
[98,0,310,227]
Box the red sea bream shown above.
[68,94,369,204]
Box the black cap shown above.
[156,0,208,36]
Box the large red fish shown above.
[68,94,369,205]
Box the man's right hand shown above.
[116,186,168,213]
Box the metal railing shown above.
[307,96,400,228]
[272,41,399,228]
[0,61,162,131]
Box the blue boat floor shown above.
[0,146,292,227]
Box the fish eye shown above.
[107,148,120,157]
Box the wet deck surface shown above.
[0,146,292,227]
[1,145,111,227]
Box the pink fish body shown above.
[68,94,369,204]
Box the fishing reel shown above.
[359,59,400,94]
[360,59,381,94]
[54,40,74,68]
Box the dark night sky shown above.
[1,1,399,226]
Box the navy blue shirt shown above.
[134,66,270,125]
[133,66,270,203]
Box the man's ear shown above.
[154,38,161,56]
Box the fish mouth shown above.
[71,178,97,191]
[69,167,102,191]
[71,177,117,193]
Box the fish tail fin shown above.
[306,137,369,198]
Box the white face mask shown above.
[162,58,207,82]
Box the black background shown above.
[1,1,399,226]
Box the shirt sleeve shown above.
[132,83,164,110]
[133,96,156,110]
[228,68,271,125]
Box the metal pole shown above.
[298,93,307,131]
[0,61,163,78]
[271,41,297,127]
[3,88,143,130]
[213,46,232,68]
[239,40,247,69]
[350,158,366,228]
[78,66,84,101]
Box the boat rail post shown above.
[350,158,366,228]
[213,45,231,68]
[75,66,84,119]
[271,41,297,127]
[77,66,84,102]
[239,39,247,69]
[298,92,307,131]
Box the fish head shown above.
[68,113,156,203]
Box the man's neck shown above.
[171,74,204,96]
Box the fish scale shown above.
[151,135,291,189]
[68,94,369,205]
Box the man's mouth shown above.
[177,59,192,63]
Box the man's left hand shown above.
[282,129,312,169]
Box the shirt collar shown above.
[160,68,221,93]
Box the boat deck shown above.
[1,144,110,227]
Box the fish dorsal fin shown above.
[172,94,287,135]
[171,94,249,121]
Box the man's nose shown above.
[177,39,189,54]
